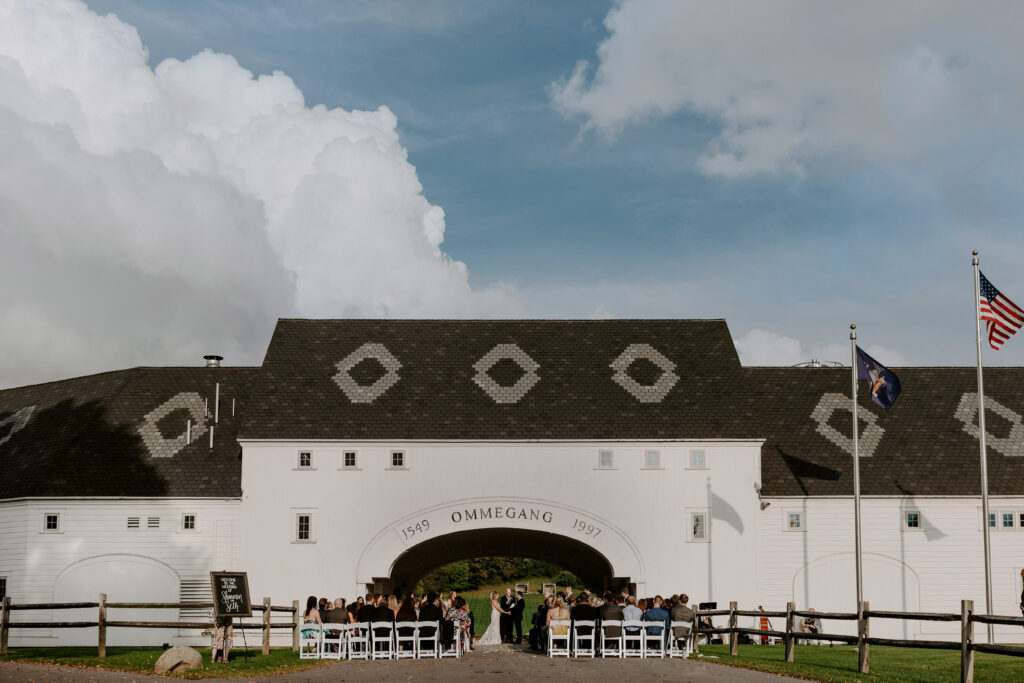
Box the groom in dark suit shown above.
[499,588,516,643]
[511,590,526,643]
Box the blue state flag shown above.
[855,346,901,410]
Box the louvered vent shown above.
[127,517,140,529]
[179,578,212,621]
[147,516,160,529]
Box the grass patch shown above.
[0,646,330,679]
[696,644,1023,682]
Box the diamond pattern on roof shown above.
[0,406,34,448]
[954,392,1024,457]
[332,343,402,403]
[609,344,679,403]
[472,343,540,404]
[138,392,208,458]
[810,392,884,458]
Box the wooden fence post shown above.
[961,599,974,683]
[858,601,869,674]
[291,600,300,652]
[261,597,271,655]
[729,601,738,656]
[97,593,107,658]
[0,596,10,655]
[784,601,795,663]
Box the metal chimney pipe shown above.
[186,418,191,444]
[204,355,223,368]
[214,383,220,424]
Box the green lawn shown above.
[464,577,559,637]
[696,644,1023,682]
[0,646,330,679]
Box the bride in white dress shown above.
[476,591,506,645]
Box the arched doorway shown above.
[388,527,619,592]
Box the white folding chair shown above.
[622,619,645,658]
[320,623,346,660]
[370,621,394,660]
[439,621,462,659]
[394,621,417,659]
[548,620,571,657]
[571,620,596,657]
[299,622,322,659]
[600,619,623,658]
[348,622,370,660]
[669,620,692,658]
[643,622,666,658]
[416,620,440,658]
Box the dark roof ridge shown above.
[0,365,257,395]
[274,317,729,323]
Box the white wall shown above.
[0,498,240,647]
[239,440,763,610]
[756,496,1024,642]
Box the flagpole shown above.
[972,250,994,643]
[850,324,863,609]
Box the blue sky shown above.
[3,0,1024,385]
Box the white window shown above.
[1001,512,1015,529]
[295,513,313,543]
[42,512,61,533]
[598,450,614,469]
[147,516,160,529]
[390,451,406,469]
[689,450,706,469]
[1019,512,1024,529]
[903,511,922,531]
[784,510,805,531]
[297,451,313,469]
[988,512,997,529]
[687,510,709,542]
[342,451,358,469]
[182,513,197,531]
[127,516,140,530]
[644,450,661,469]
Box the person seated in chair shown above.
[370,595,395,652]
[356,593,376,624]
[670,593,694,644]
[643,595,671,645]
[570,593,599,642]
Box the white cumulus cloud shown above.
[551,0,1024,177]
[0,0,520,387]
[735,329,906,367]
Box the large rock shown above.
[154,646,204,674]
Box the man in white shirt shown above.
[621,596,643,652]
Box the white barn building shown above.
[1,319,1022,646]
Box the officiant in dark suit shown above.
[499,588,516,643]
[511,590,526,643]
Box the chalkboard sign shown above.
[210,571,252,618]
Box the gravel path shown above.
[0,646,804,682]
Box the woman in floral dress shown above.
[447,597,474,651]
[211,615,233,663]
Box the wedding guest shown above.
[419,592,444,625]
[620,586,631,601]
[388,595,400,618]
[644,595,671,644]
[546,596,571,650]
[637,598,647,612]
[395,597,417,650]
[670,593,695,642]
[370,595,395,652]
[444,590,458,614]
[318,597,330,622]
[530,597,552,651]
[448,597,474,651]
[356,595,376,624]
[346,602,359,623]
[326,598,348,623]
[564,586,575,605]
[211,614,233,663]
[600,593,625,639]
[571,593,599,638]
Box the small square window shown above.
[988,512,997,528]
[598,450,614,469]
[127,516,140,529]
[905,512,920,529]
[788,512,802,529]
[343,451,357,469]
[689,450,706,468]
[645,450,661,469]
[43,513,60,532]
[1002,512,1015,529]
[296,514,312,542]
[182,514,197,531]
[391,451,405,468]
[690,512,707,541]
[298,451,312,468]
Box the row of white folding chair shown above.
[300,621,446,660]
[544,619,693,658]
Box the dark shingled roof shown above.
[3,319,1024,500]
[241,319,756,441]
[0,367,254,499]
[750,367,1024,497]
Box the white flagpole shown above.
[972,250,994,643]
[850,324,863,609]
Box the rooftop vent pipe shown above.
[204,355,224,368]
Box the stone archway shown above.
[356,497,647,595]
[388,527,618,591]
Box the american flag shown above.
[979,271,1024,350]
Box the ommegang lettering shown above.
[450,506,553,525]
